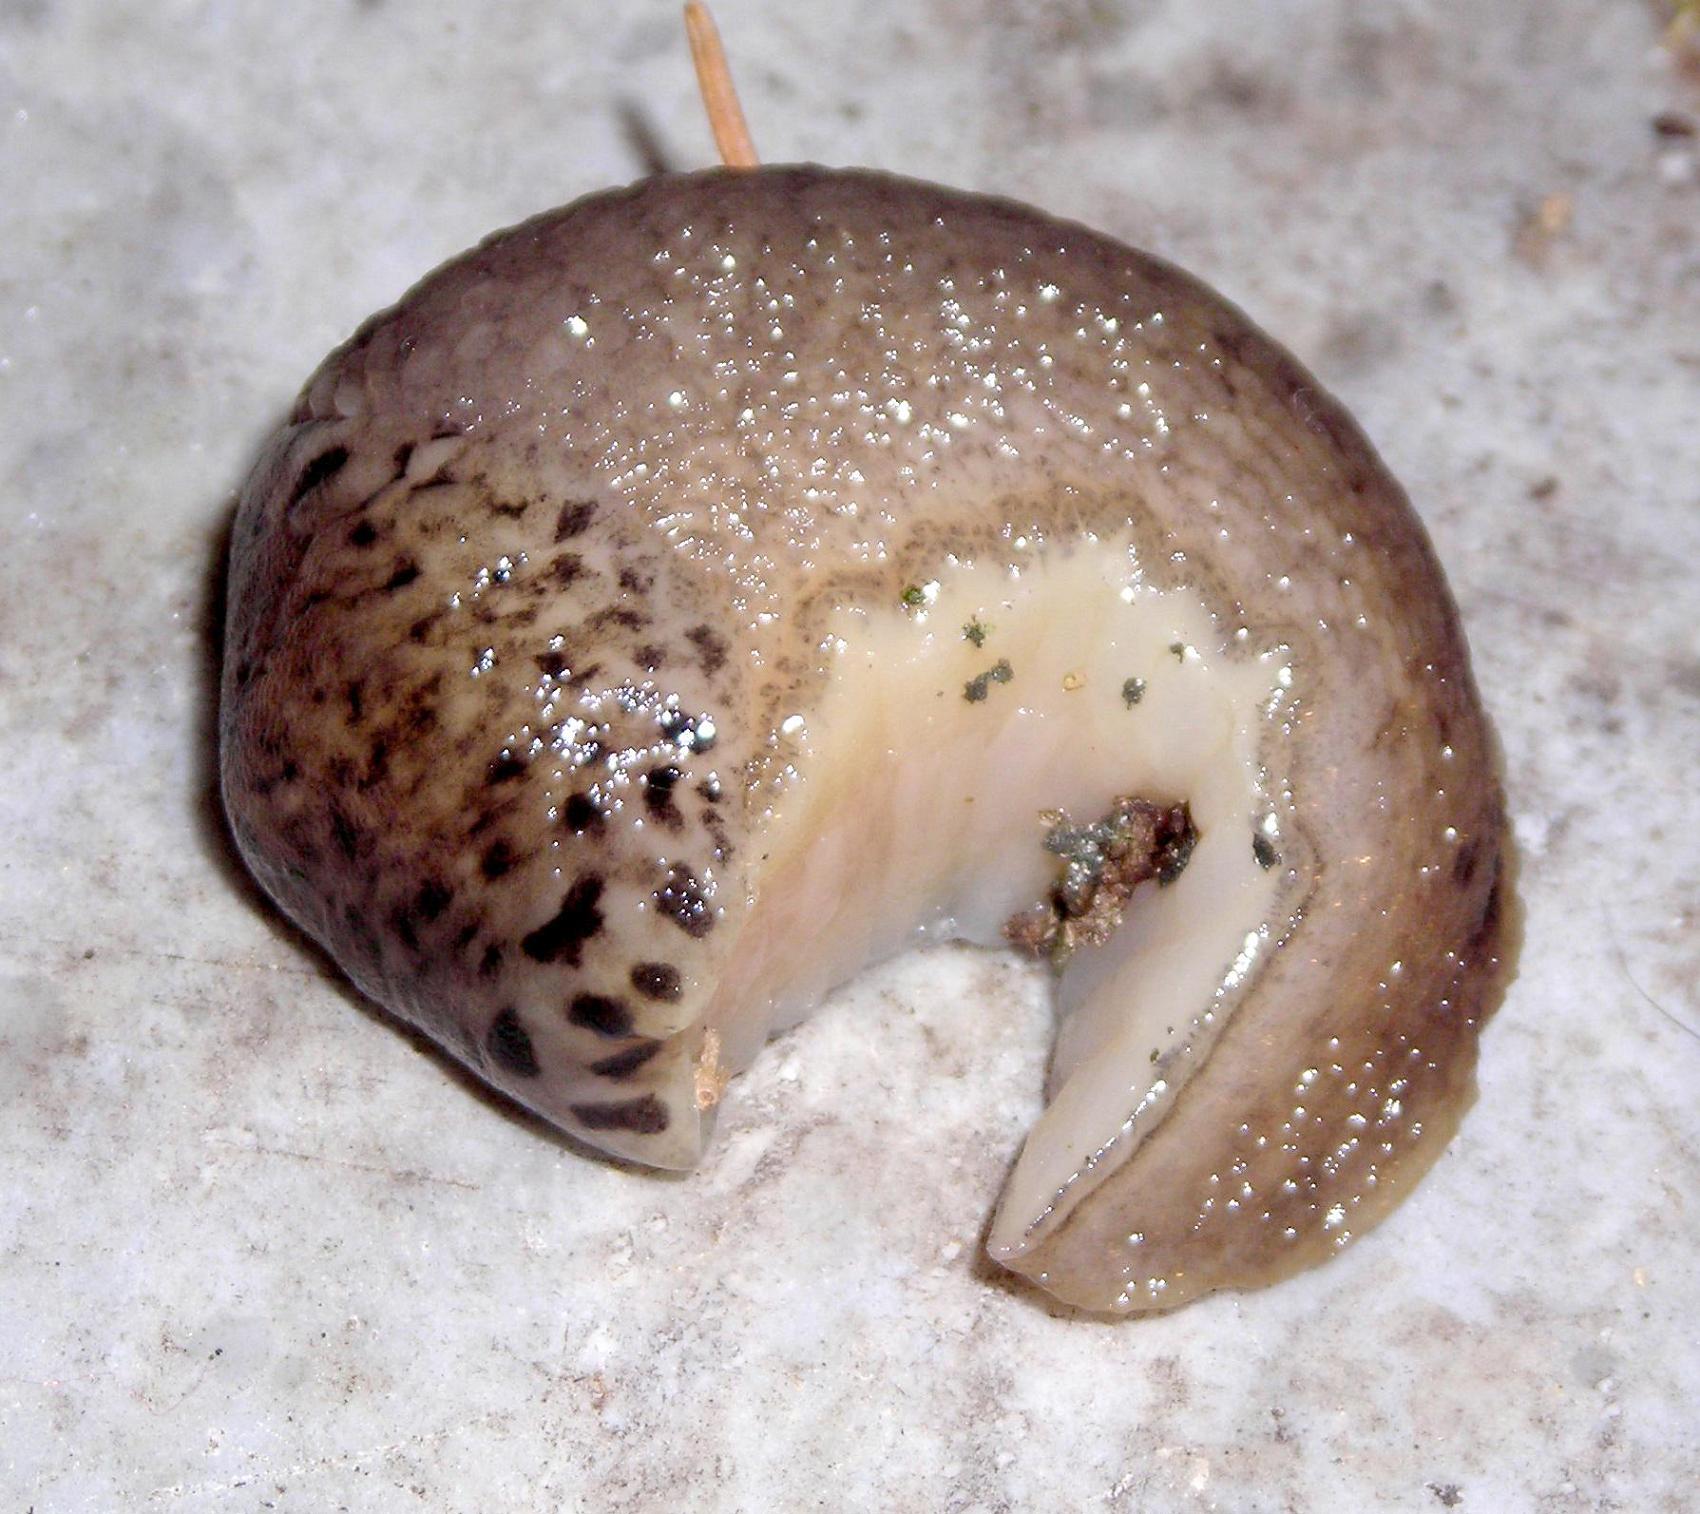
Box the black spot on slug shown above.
[630,961,681,1001]
[1452,836,1481,887]
[643,765,683,826]
[481,838,516,879]
[414,879,453,920]
[562,791,602,832]
[402,691,439,739]
[552,553,586,587]
[589,1040,663,1079]
[328,806,359,862]
[536,649,569,678]
[570,1094,669,1134]
[487,754,527,785]
[479,943,503,978]
[569,993,633,1037]
[521,875,605,966]
[347,520,378,548]
[290,445,349,506]
[656,865,714,938]
[486,1007,541,1078]
[384,560,421,592]
[687,624,728,674]
[1460,867,1506,968]
[554,499,598,540]
[391,906,419,952]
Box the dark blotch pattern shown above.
[589,1040,664,1079]
[687,623,728,674]
[562,791,601,831]
[487,754,527,785]
[415,879,453,920]
[392,906,419,952]
[570,1094,670,1134]
[290,445,349,505]
[630,961,681,1001]
[481,838,516,879]
[643,765,683,827]
[328,806,359,862]
[569,993,634,1037]
[522,875,606,965]
[485,1007,541,1078]
[554,499,597,539]
[1452,836,1481,887]
[656,865,714,938]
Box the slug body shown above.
[221,167,1514,1312]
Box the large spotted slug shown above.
[220,17,1514,1314]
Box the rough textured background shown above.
[2,1,1697,1509]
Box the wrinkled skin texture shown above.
[221,167,1516,1311]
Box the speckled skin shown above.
[221,167,1515,1309]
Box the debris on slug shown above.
[1121,676,1146,707]
[1168,642,1187,661]
[963,658,1014,702]
[1003,798,1198,968]
[900,581,939,611]
[1253,832,1280,869]
[962,618,990,647]
[694,1027,729,1111]
[1062,670,1085,692]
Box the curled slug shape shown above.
[221,167,1515,1313]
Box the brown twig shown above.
[685,1,759,168]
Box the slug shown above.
[220,38,1513,1316]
